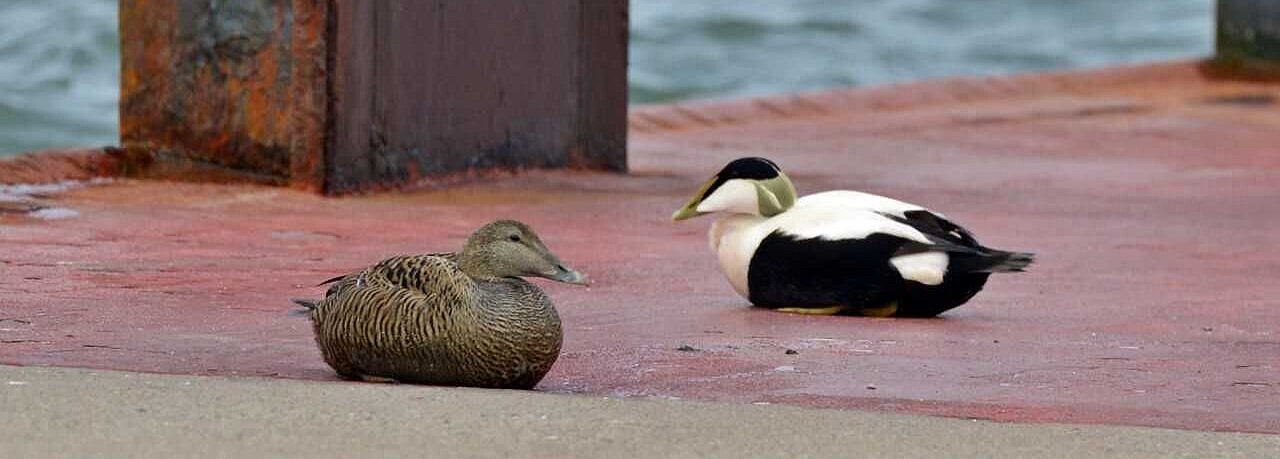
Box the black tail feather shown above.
[951,250,1035,273]
[980,250,1034,273]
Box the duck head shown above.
[671,157,798,221]
[459,220,589,285]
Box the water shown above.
[0,0,118,156]
[631,0,1214,102]
[0,0,1213,156]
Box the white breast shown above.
[709,214,769,300]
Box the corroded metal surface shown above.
[119,0,626,193]
[3,62,1279,433]
[120,0,329,188]
[325,0,627,193]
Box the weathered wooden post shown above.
[1217,0,1280,73]
[120,0,628,194]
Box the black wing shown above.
[879,210,986,255]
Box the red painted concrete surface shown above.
[2,62,1279,433]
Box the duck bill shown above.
[543,264,590,286]
[671,203,704,221]
[671,177,715,222]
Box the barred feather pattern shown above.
[308,253,563,389]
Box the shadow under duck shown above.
[294,220,587,389]
[672,157,1033,318]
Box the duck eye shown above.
[508,234,521,242]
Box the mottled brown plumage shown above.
[295,220,587,389]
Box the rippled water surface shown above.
[0,0,117,155]
[0,0,1213,155]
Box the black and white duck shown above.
[672,157,1032,317]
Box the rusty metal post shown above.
[120,0,628,193]
[1217,0,1280,73]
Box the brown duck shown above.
[293,220,588,389]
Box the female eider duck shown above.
[672,157,1033,317]
[293,220,588,389]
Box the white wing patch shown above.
[772,204,932,244]
[889,252,948,285]
[797,190,936,218]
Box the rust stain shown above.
[0,148,123,185]
[116,0,628,193]
[120,0,327,190]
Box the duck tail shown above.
[289,298,319,317]
[974,250,1035,273]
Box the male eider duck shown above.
[672,157,1033,317]
[293,220,588,389]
